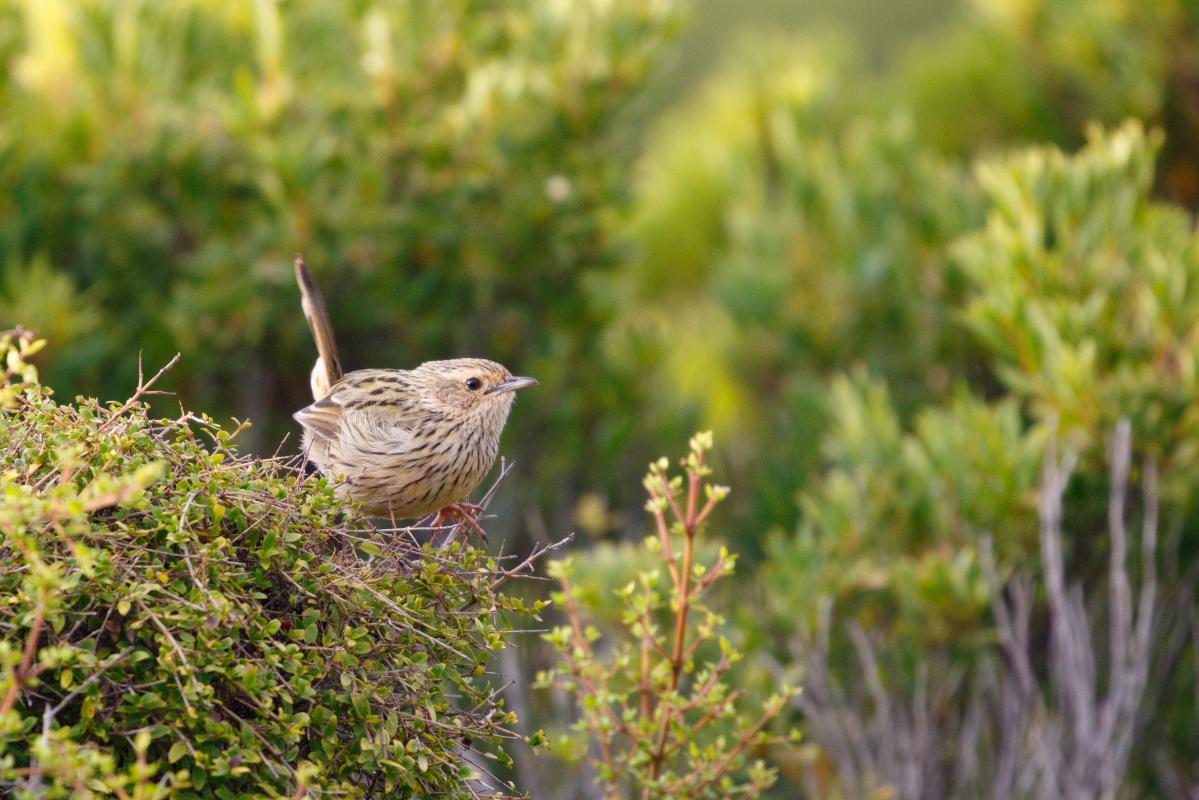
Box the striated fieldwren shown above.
[292,258,536,537]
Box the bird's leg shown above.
[432,503,489,543]
[449,504,489,543]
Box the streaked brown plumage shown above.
[292,259,535,529]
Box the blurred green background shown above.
[7,0,1199,796]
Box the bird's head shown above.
[415,358,537,421]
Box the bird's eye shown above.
[465,377,483,391]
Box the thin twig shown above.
[97,352,182,435]
[0,604,46,715]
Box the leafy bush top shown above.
[0,332,543,799]
[959,121,1199,474]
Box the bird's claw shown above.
[432,503,489,543]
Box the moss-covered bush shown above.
[0,330,544,798]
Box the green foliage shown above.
[602,40,984,536]
[10,0,1199,795]
[608,0,1199,541]
[753,120,1199,793]
[900,0,1181,157]
[606,19,1199,790]
[0,331,544,799]
[959,121,1199,478]
[760,371,1036,657]
[538,433,796,799]
[0,327,45,407]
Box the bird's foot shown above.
[432,503,489,543]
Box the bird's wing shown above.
[293,369,419,445]
[293,395,343,443]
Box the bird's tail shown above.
[294,257,343,400]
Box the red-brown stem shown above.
[563,654,616,770]
[646,470,699,788]
[694,495,719,529]
[620,596,672,661]
[96,352,181,435]
[0,605,45,715]
[650,497,678,585]
[682,625,710,664]
[670,529,696,687]
[661,689,741,761]
[686,708,777,795]
[627,565,658,719]
[677,653,732,716]
[663,483,687,532]
[559,574,621,772]
[560,573,590,658]
[685,464,699,527]
[659,711,787,796]
[639,633,652,718]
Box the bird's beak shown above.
[490,376,538,394]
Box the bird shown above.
[291,257,536,539]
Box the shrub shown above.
[538,433,796,799]
[602,40,984,540]
[607,0,1199,541]
[761,372,1037,652]
[958,121,1199,482]
[792,423,1158,799]
[753,122,1199,795]
[0,330,546,798]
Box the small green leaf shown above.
[169,741,189,764]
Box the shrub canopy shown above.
[0,332,543,799]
